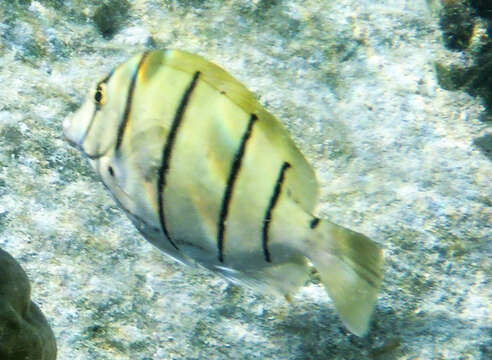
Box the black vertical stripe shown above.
[310,217,320,229]
[217,113,258,262]
[262,161,291,262]
[79,70,116,156]
[115,51,150,151]
[157,71,201,250]
[99,68,115,87]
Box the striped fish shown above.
[63,50,383,336]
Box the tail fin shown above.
[306,220,383,336]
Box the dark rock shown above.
[0,248,57,360]
[435,62,468,91]
[474,133,492,160]
[92,0,131,39]
[436,0,492,118]
[465,43,492,111]
[439,0,474,51]
[470,0,492,20]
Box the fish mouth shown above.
[63,109,87,148]
[84,151,105,160]
[63,116,105,160]
[63,98,95,150]
[63,119,79,148]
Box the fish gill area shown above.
[0,0,490,359]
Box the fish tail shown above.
[306,219,383,336]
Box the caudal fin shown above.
[306,220,383,336]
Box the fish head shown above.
[63,79,113,159]
[63,53,144,159]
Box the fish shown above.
[63,50,383,336]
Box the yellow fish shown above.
[63,50,383,336]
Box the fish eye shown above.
[94,84,106,105]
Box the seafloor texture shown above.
[0,0,490,359]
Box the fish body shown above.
[64,50,383,336]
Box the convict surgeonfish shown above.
[63,50,383,336]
